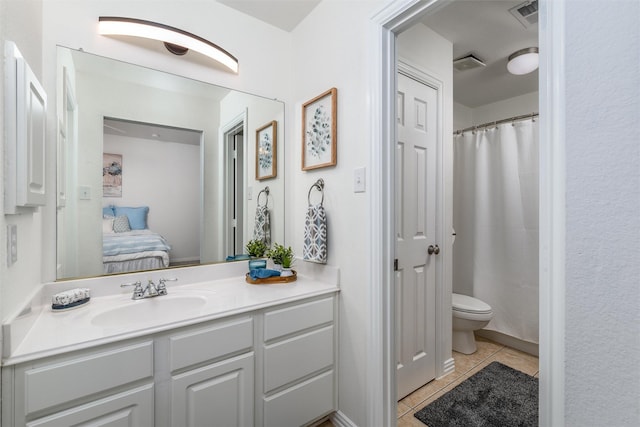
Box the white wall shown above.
[290,2,383,425]
[103,134,200,262]
[563,1,640,425]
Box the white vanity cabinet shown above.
[258,295,337,427]
[159,316,255,427]
[1,340,155,427]
[2,290,338,427]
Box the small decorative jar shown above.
[248,258,267,272]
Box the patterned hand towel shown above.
[303,204,327,264]
[253,205,271,246]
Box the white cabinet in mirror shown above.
[55,47,285,280]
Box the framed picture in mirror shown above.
[302,87,337,171]
[256,120,277,180]
[103,153,123,197]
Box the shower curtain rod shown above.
[454,112,539,135]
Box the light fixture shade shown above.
[98,17,239,73]
[507,47,539,75]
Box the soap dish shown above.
[52,298,90,311]
[51,288,91,311]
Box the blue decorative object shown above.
[248,259,267,271]
[249,268,281,280]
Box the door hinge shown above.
[394,259,398,271]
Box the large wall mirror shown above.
[56,46,285,280]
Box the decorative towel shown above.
[303,204,328,264]
[249,268,281,280]
[253,205,271,246]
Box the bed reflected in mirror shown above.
[56,47,285,280]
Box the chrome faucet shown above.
[121,278,177,300]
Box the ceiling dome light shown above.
[98,17,239,73]
[507,47,539,75]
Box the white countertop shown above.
[2,261,339,366]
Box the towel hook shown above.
[257,186,270,207]
[308,178,325,206]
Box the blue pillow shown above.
[114,206,149,230]
[102,205,115,217]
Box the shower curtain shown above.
[453,119,539,343]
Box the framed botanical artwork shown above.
[302,87,337,170]
[102,153,123,197]
[256,120,277,180]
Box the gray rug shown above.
[414,361,538,427]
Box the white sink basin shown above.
[91,295,208,328]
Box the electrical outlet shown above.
[7,225,17,267]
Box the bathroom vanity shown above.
[1,263,339,427]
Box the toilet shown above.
[452,293,494,354]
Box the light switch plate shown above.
[79,186,91,200]
[354,167,366,193]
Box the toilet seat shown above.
[452,293,492,314]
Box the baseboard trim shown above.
[331,410,358,427]
[439,357,455,379]
[476,330,539,357]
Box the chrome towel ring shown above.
[257,186,270,207]
[308,179,325,206]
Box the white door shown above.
[396,72,438,399]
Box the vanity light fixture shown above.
[98,17,239,73]
[507,47,539,75]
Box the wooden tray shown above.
[245,270,297,285]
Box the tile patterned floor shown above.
[397,337,539,427]
[314,337,538,427]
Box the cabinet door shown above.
[171,352,254,427]
[26,384,153,427]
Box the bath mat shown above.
[414,361,538,427]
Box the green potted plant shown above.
[267,243,295,276]
[246,239,268,271]
[246,239,268,257]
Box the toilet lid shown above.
[452,293,492,314]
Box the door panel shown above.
[396,73,438,399]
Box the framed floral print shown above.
[103,153,123,197]
[302,87,337,170]
[256,120,277,180]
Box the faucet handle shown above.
[121,281,144,299]
[157,278,177,295]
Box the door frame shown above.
[220,110,248,259]
[367,0,566,426]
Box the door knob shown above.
[427,245,440,255]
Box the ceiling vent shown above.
[453,54,486,72]
[509,0,538,28]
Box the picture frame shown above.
[103,153,123,197]
[256,120,277,180]
[302,87,337,171]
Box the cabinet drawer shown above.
[22,341,153,415]
[26,384,153,427]
[170,316,253,372]
[264,326,333,393]
[263,370,334,427]
[264,297,333,341]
